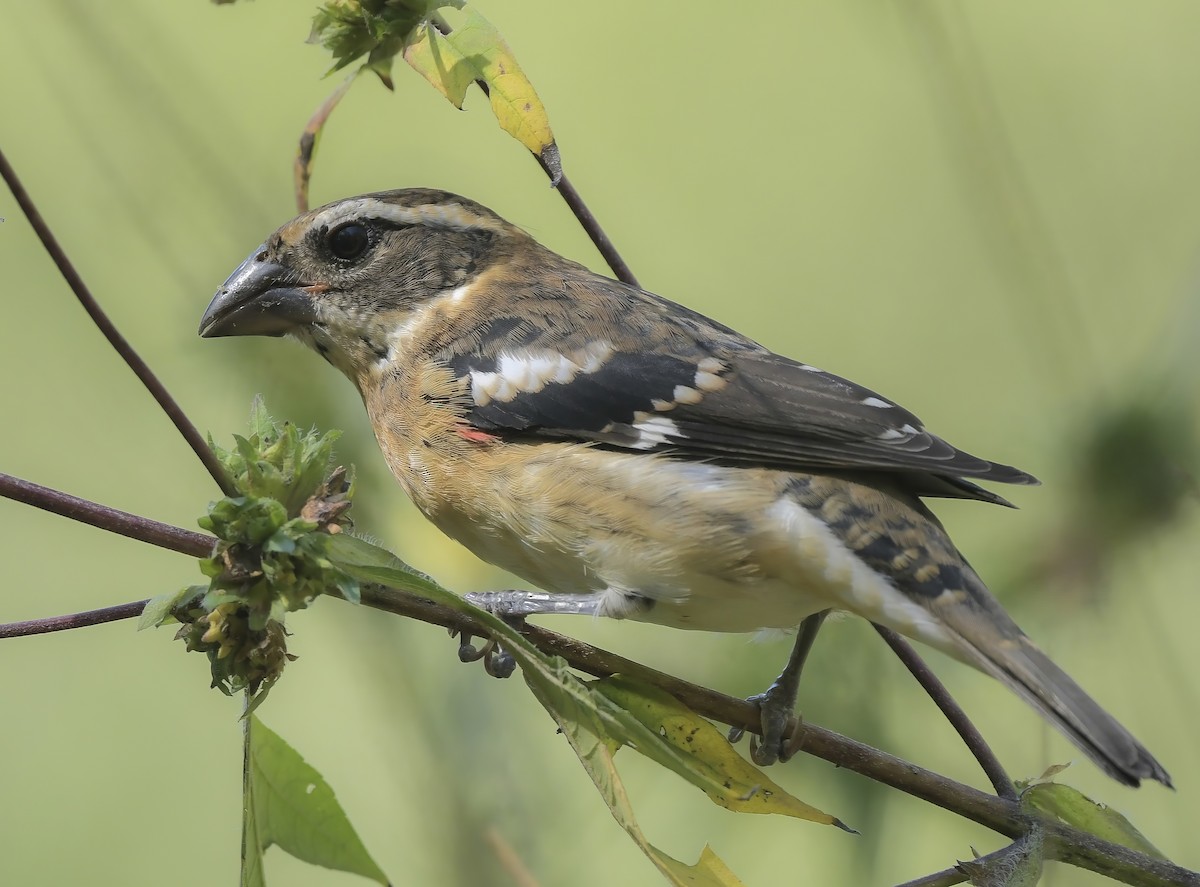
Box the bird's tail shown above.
[966,631,1171,788]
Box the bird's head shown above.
[199,189,527,380]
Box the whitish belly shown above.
[411,445,933,635]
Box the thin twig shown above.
[874,623,1018,801]
[0,601,149,640]
[0,146,236,498]
[0,472,212,558]
[294,72,357,213]
[536,163,640,289]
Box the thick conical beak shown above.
[199,246,318,338]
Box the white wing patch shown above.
[470,341,614,406]
[628,416,681,449]
[878,423,921,441]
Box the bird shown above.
[199,188,1169,787]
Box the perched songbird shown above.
[200,188,1169,787]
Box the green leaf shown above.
[247,395,277,443]
[244,715,389,885]
[325,533,454,602]
[1021,781,1167,860]
[593,675,849,829]
[138,585,205,630]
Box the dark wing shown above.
[442,289,1037,505]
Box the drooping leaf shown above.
[593,675,850,829]
[529,674,745,887]
[402,7,554,158]
[243,715,389,886]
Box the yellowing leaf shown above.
[528,675,745,887]
[402,7,554,157]
[594,675,850,829]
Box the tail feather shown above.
[972,635,1171,788]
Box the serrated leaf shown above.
[402,6,553,157]
[593,675,847,828]
[248,395,277,443]
[1021,782,1167,860]
[244,715,388,885]
[309,0,433,74]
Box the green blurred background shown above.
[2,2,1198,884]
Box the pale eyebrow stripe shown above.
[309,197,506,234]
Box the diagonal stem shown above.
[874,623,1017,800]
[534,157,640,289]
[0,146,236,498]
[0,472,212,558]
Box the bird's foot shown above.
[449,628,518,679]
[449,590,536,680]
[727,682,806,766]
[727,609,829,765]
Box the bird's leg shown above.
[453,590,606,679]
[729,609,830,766]
[464,589,604,617]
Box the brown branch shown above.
[0,477,1193,885]
[0,600,149,640]
[536,161,640,289]
[895,861,971,887]
[0,146,236,498]
[0,472,212,558]
[874,623,1017,801]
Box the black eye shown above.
[326,223,371,262]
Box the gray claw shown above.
[457,633,491,663]
[485,647,517,679]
